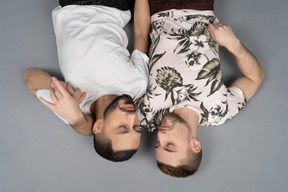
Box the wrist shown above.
[69,111,86,126]
[228,39,243,56]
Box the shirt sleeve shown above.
[131,49,149,79]
[130,49,150,99]
[226,86,247,119]
[36,89,70,124]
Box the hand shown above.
[50,79,66,90]
[208,23,241,53]
[39,77,86,125]
[50,79,86,104]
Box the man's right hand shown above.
[208,23,241,54]
[39,77,86,125]
[50,79,85,104]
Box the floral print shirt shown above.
[137,9,246,132]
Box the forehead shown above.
[110,133,140,151]
[156,148,187,167]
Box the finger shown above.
[50,88,59,104]
[78,92,86,104]
[74,87,82,96]
[51,77,69,97]
[207,24,216,40]
[208,23,217,31]
[74,87,83,102]
[214,23,224,28]
[66,82,75,96]
[54,88,63,99]
[39,97,54,110]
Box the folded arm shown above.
[39,77,93,136]
[133,0,150,54]
[24,69,93,136]
[208,24,264,100]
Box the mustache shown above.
[119,107,136,113]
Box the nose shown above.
[126,112,137,121]
[157,130,167,142]
[126,113,139,129]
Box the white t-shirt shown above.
[37,5,149,124]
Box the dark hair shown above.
[157,150,202,178]
[93,135,137,162]
[103,94,134,118]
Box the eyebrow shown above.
[115,125,141,135]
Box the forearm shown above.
[230,41,264,97]
[230,41,264,83]
[133,0,150,54]
[24,68,52,94]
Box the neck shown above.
[173,108,199,138]
[90,95,118,120]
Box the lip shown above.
[124,104,135,110]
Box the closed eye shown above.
[116,125,129,134]
[164,143,177,152]
[133,125,142,133]
[154,141,160,149]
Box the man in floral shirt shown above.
[137,0,264,177]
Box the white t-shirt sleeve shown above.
[131,49,149,79]
[36,89,70,124]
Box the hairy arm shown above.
[208,24,264,100]
[133,0,150,54]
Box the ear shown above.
[190,138,201,153]
[92,119,103,135]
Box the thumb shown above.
[66,82,75,96]
[78,92,86,104]
[207,24,216,41]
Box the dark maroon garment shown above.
[149,0,214,16]
[59,0,134,11]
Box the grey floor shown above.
[1,0,288,191]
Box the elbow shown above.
[260,69,264,81]
[24,69,36,94]
[252,66,264,86]
[258,67,264,85]
[24,69,31,89]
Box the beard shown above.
[103,94,135,118]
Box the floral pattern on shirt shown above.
[139,10,246,132]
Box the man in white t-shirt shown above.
[137,0,264,177]
[24,0,150,162]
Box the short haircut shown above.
[93,134,137,162]
[157,150,202,178]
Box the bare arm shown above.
[208,23,264,100]
[133,0,150,54]
[24,68,52,94]
[39,77,93,136]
